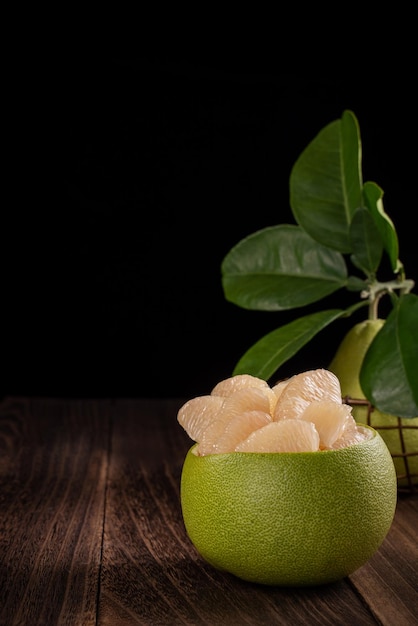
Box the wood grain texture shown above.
[0,397,417,626]
[0,397,111,626]
[349,494,418,625]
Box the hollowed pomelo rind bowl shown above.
[180,425,397,586]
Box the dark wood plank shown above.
[349,493,418,626]
[0,397,111,626]
[99,399,380,625]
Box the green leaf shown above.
[349,207,383,276]
[360,293,418,417]
[346,275,369,292]
[341,109,363,213]
[221,225,347,311]
[233,309,345,381]
[289,110,362,253]
[363,181,401,273]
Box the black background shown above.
[3,56,416,399]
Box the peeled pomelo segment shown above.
[273,368,342,421]
[198,387,272,455]
[211,373,270,397]
[265,379,289,417]
[177,395,225,442]
[222,386,272,415]
[299,400,352,449]
[209,410,272,455]
[331,415,373,449]
[264,386,280,415]
[235,419,320,453]
[194,413,231,456]
[271,379,289,400]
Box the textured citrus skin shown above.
[329,319,418,486]
[180,427,396,586]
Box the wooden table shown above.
[1,396,417,626]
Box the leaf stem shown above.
[361,278,415,320]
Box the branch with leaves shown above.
[221,110,417,418]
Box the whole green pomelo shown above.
[329,319,418,488]
[180,430,397,586]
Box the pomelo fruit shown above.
[180,429,397,586]
[329,319,418,488]
[177,369,397,586]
